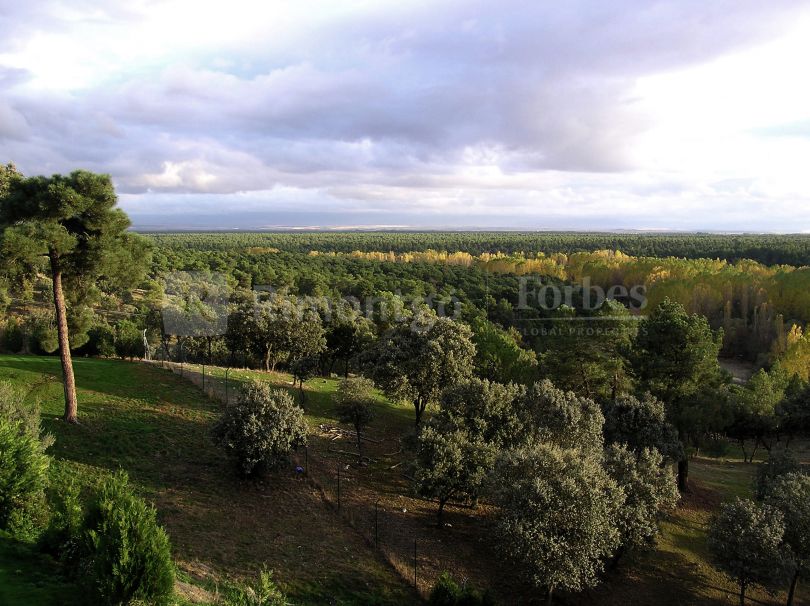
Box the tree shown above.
[414,423,490,523]
[516,379,604,452]
[439,377,523,449]
[251,295,325,372]
[469,317,538,385]
[766,473,810,606]
[290,356,319,404]
[755,451,801,501]
[335,377,375,458]
[115,319,145,361]
[212,380,307,477]
[777,379,810,445]
[491,443,622,604]
[628,298,724,490]
[365,310,476,425]
[538,300,637,399]
[708,498,793,606]
[604,444,679,559]
[413,378,522,521]
[602,394,683,463]
[0,170,150,423]
[323,305,374,377]
[727,369,784,462]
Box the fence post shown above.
[225,367,230,404]
[413,539,417,589]
[337,465,341,513]
[202,364,206,390]
[374,498,380,547]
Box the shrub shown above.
[428,572,495,606]
[83,324,117,358]
[0,382,50,537]
[1,317,25,352]
[219,568,290,606]
[39,477,84,567]
[82,471,175,606]
[428,572,461,606]
[213,381,308,477]
[0,381,54,450]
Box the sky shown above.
[2,1,810,231]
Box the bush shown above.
[0,382,50,537]
[39,477,84,567]
[219,568,290,606]
[82,324,116,358]
[1,317,25,353]
[428,572,495,606]
[213,381,308,477]
[429,572,461,606]
[81,471,175,606]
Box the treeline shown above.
[145,231,810,265]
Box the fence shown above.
[144,359,457,598]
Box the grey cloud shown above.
[0,0,808,225]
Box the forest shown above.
[1,167,809,606]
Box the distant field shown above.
[1,355,807,605]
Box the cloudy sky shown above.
[2,1,810,231]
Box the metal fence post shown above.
[413,539,417,589]
[375,498,380,547]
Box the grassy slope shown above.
[0,355,416,605]
[2,355,808,605]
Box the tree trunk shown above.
[264,348,271,372]
[739,440,749,464]
[414,399,424,426]
[786,570,799,606]
[546,586,554,606]
[437,497,447,524]
[50,254,78,424]
[739,581,746,606]
[678,458,689,492]
[355,426,363,459]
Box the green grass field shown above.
[0,354,807,605]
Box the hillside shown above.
[1,355,808,605]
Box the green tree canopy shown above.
[628,298,724,489]
[491,443,622,603]
[364,310,476,425]
[0,169,150,422]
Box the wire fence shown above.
[144,358,454,598]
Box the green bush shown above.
[428,572,495,606]
[0,382,50,537]
[219,568,290,606]
[81,471,175,606]
[39,477,84,567]
[429,572,461,606]
[85,324,117,358]
[1,317,25,353]
[213,381,308,477]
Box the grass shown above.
[0,355,416,605]
[1,354,808,605]
[0,531,82,606]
